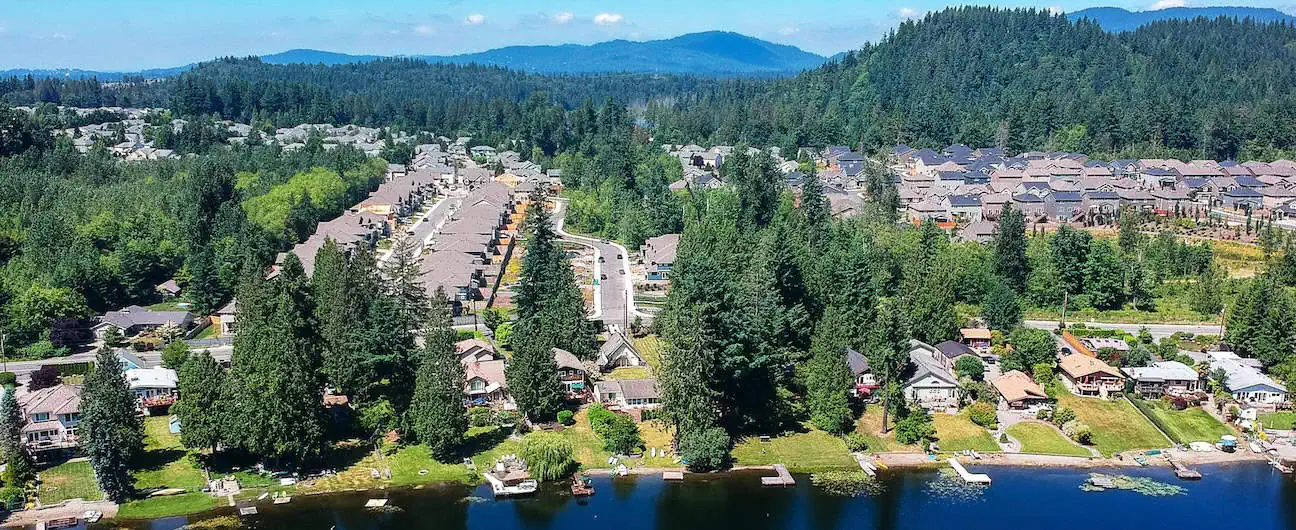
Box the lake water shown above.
[101,462,1296,530]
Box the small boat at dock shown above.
[571,474,595,496]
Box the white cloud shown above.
[414,24,434,35]
[593,13,624,25]
[553,12,574,24]
[778,26,800,36]
[896,7,923,20]
[1149,0,1187,9]
[464,13,485,25]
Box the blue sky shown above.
[1,0,1293,70]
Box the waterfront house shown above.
[93,305,196,340]
[1123,361,1200,399]
[17,384,82,456]
[844,348,877,397]
[1058,353,1124,399]
[1207,351,1288,406]
[992,370,1048,410]
[595,334,645,372]
[592,378,662,411]
[554,348,588,395]
[463,358,512,409]
[903,340,961,409]
[126,367,179,413]
[933,340,980,371]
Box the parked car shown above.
[616,254,623,260]
[600,273,608,280]
[599,256,605,263]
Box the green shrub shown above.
[600,414,643,454]
[358,399,397,434]
[161,341,191,370]
[519,432,574,481]
[0,486,24,511]
[1062,420,1093,445]
[844,432,869,452]
[557,410,574,425]
[19,340,67,360]
[679,427,730,471]
[494,410,521,427]
[1053,407,1077,426]
[967,403,997,428]
[0,373,15,387]
[894,410,937,445]
[468,407,494,427]
[999,433,1009,444]
[955,356,985,381]
[1035,408,1053,421]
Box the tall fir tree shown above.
[992,203,1029,292]
[224,254,326,465]
[504,317,565,422]
[81,346,144,502]
[865,299,910,433]
[383,232,428,332]
[659,306,721,439]
[805,306,855,434]
[1085,239,1125,311]
[0,386,34,486]
[172,349,226,452]
[409,290,467,461]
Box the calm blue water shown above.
[107,462,1296,530]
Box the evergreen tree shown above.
[982,280,1023,331]
[173,350,226,452]
[798,167,830,250]
[659,306,722,441]
[409,291,467,461]
[904,260,959,344]
[1050,225,1093,296]
[1085,239,1125,310]
[383,233,428,331]
[865,300,910,433]
[806,306,855,434]
[81,346,144,502]
[1189,266,1225,316]
[504,317,565,421]
[224,255,326,465]
[0,388,34,486]
[513,191,596,358]
[1226,275,1296,367]
[992,203,1029,292]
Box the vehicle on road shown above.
[618,269,624,274]
[599,256,605,262]
[601,273,608,280]
[616,254,623,259]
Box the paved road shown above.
[552,199,647,329]
[379,192,464,263]
[1023,320,1222,340]
[2,345,234,377]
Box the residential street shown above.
[2,344,234,377]
[552,198,648,330]
[379,191,464,263]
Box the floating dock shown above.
[365,499,389,508]
[663,471,684,481]
[761,464,796,486]
[852,453,877,477]
[948,458,991,484]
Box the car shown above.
[618,269,624,274]
[599,256,605,263]
[600,273,608,280]
[616,254,623,260]
[600,239,609,244]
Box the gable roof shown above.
[844,348,870,375]
[934,340,975,360]
[596,334,643,368]
[553,348,584,372]
[906,340,959,388]
[1059,353,1122,379]
[18,384,82,416]
[993,370,1047,402]
[594,378,661,401]
[1123,361,1197,383]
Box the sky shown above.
[1,0,1294,71]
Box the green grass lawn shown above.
[852,406,920,453]
[1139,399,1232,443]
[118,492,221,520]
[630,335,664,370]
[732,425,856,472]
[193,324,218,340]
[134,416,208,492]
[933,413,1000,453]
[606,367,652,380]
[1057,393,1170,456]
[38,460,104,504]
[1260,412,1296,430]
[1006,422,1091,457]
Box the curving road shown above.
[551,199,649,331]
[1023,320,1223,340]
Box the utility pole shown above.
[1060,291,1069,331]
[1,332,5,373]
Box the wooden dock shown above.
[761,464,795,486]
[663,471,684,481]
[948,458,991,484]
[1169,459,1202,480]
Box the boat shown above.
[1217,435,1238,453]
[83,510,103,523]
[571,474,595,496]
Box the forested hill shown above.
[647,7,1296,160]
[1068,6,1296,32]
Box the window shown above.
[468,379,486,392]
[32,413,49,422]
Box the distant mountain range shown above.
[1068,6,1296,32]
[1,31,829,81]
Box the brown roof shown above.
[463,359,507,392]
[1059,353,1122,379]
[17,384,82,417]
[992,370,1047,403]
[960,328,992,340]
[553,348,584,372]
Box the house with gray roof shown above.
[93,305,195,340]
[1123,361,1200,399]
[17,384,83,455]
[642,233,681,281]
[595,334,645,372]
[593,378,661,410]
[903,340,961,410]
[844,348,876,397]
[1208,351,1287,406]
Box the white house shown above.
[1208,351,1288,406]
[595,334,645,372]
[592,378,662,410]
[126,367,179,412]
[16,384,82,455]
[903,340,961,409]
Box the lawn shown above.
[472,409,614,474]
[1056,393,1170,456]
[1006,422,1091,457]
[1138,399,1232,444]
[1260,412,1296,431]
[193,324,219,340]
[118,492,221,520]
[932,413,1000,453]
[732,425,857,472]
[607,367,652,380]
[38,460,104,504]
[134,417,207,492]
[630,335,664,370]
[852,406,920,453]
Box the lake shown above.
[100,462,1296,530]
